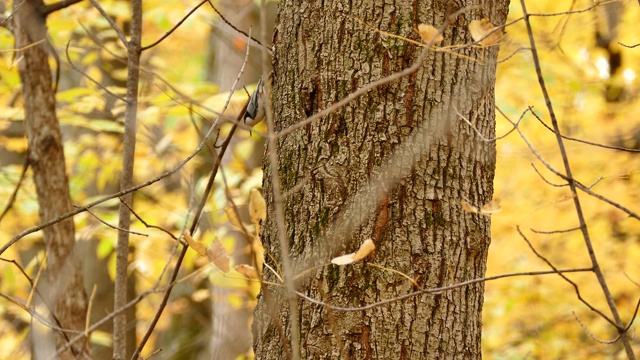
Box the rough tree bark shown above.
[254,1,509,359]
[13,0,87,358]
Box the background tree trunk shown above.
[254,1,509,358]
[13,1,87,358]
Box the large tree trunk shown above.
[254,1,508,359]
[13,1,88,358]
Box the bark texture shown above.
[13,0,87,358]
[255,0,510,358]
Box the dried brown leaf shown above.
[461,200,479,214]
[251,235,265,269]
[461,199,501,216]
[206,237,230,273]
[353,239,376,261]
[331,239,376,265]
[417,24,443,44]
[469,18,502,46]
[183,233,206,256]
[236,264,260,279]
[480,198,501,215]
[225,205,244,230]
[330,253,356,265]
[249,188,266,225]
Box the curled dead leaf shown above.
[469,18,502,46]
[417,24,443,44]
[330,253,357,266]
[249,188,267,225]
[480,198,501,215]
[461,199,501,216]
[331,239,376,265]
[353,239,376,261]
[236,264,260,279]
[461,200,479,214]
[251,235,265,270]
[225,205,244,230]
[207,237,230,273]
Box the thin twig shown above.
[0,257,73,342]
[120,198,182,243]
[0,158,29,224]
[207,0,272,54]
[0,292,79,334]
[619,42,640,48]
[576,184,640,221]
[141,0,208,51]
[623,298,640,333]
[531,226,580,234]
[79,205,148,237]
[85,285,97,339]
[504,108,640,222]
[529,107,640,153]
[88,0,128,47]
[460,105,525,142]
[530,163,567,187]
[50,281,170,359]
[572,311,621,344]
[64,40,127,102]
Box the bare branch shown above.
[619,42,640,48]
[521,2,634,353]
[39,0,84,17]
[531,226,580,234]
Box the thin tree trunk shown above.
[13,0,87,358]
[113,1,142,359]
[254,1,509,359]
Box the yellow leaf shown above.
[469,18,502,46]
[417,24,443,44]
[183,233,206,256]
[225,206,244,230]
[206,237,230,273]
[249,188,267,226]
[236,264,260,279]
